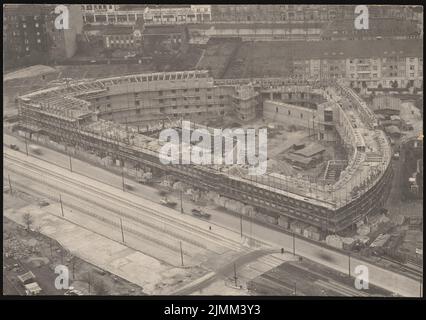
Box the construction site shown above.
[12,69,394,243]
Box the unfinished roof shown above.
[292,144,326,158]
[385,125,401,135]
[283,153,314,165]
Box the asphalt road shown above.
[3,135,422,297]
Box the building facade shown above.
[3,4,83,67]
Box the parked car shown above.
[38,199,50,207]
[10,144,19,151]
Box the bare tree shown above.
[70,257,79,280]
[23,213,33,231]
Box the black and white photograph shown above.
[2,3,423,303]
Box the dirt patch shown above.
[3,191,145,296]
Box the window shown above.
[288,110,291,115]
[300,113,303,118]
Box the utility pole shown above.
[180,241,184,266]
[69,153,73,172]
[240,214,243,238]
[292,232,296,256]
[348,253,351,277]
[234,263,238,287]
[121,168,125,191]
[180,190,183,213]
[294,282,297,295]
[120,218,125,243]
[8,174,12,194]
[25,136,29,156]
[59,194,64,217]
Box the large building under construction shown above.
[17,70,393,236]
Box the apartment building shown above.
[81,4,145,25]
[210,5,415,23]
[3,4,83,68]
[289,39,423,89]
[320,18,420,41]
[143,5,211,25]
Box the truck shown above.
[191,209,211,219]
[124,183,134,191]
[29,145,42,155]
[160,197,177,208]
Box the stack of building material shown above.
[341,237,356,250]
[290,221,308,235]
[101,156,114,166]
[255,211,269,222]
[357,224,371,236]
[224,199,244,213]
[370,234,391,248]
[278,215,289,229]
[266,215,278,225]
[354,234,370,245]
[303,226,321,241]
[326,235,343,249]
[241,205,255,216]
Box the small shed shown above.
[17,271,36,285]
[24,282,42,295]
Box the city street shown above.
[3,142,422,296]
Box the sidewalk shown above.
[4,203,202,295]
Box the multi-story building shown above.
[102,19,144,50]
[320,18,420,41]
[47,5,84,61]
[3,4,83,68]
[210,5,416,23]
[3,4,50,68]
[81,5,211,26]
[287,39,423,89]
[81,4,145,25]
[143,5,211,25]
[16,71,393,234]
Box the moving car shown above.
[38,199,50,207]
[29,145,42,155]
[191,209,211,219]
